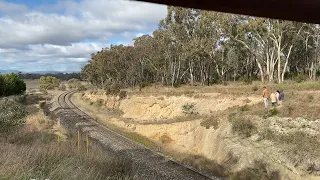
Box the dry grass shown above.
[230,161,280,180]
[0,96,132,180]
[0,136,131,180]
[125,80,320,97]
[260,129,320,166]
[229,112,257,138]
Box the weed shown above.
[77,84,86,91]
[263,108,278,119]
[58,84,66,91]
[252,85,259,92]
[94,99,104,107]
[124,132,156,148]
[294,74,308,83]
[182,103,198,115]
[259,129,320,173]
[239,77,253,85]
[201,115,220,129]
[119,91,127,100]
[230,161,280,180]
[160,134,174,144]
[307,94,314,102]
[229,114,257,137]
[240,105,250,111]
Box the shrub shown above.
[95,99,104,107]
[1,73,26,96]
[12,95,27,104]
[252,85,259,92]
[182,103,197,115]
[39,76,60,90]
[229,114,257,137]
[105,84,121,95]
[0,98,27,139]
[263,108,278,118]
[119,91,127,100]
[239,76,253,85]
[230,161,280,180]
[77,84,86,91]
[67,78,86,91]
[240,105,250,111]
[294,74,308,83]
[59,84,66,91]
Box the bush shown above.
[230,161,280,180]
[0,73,26,96]
[59,84,66,91]
[263,108,278,118]
[67,78,86,91]
[119,91,127,100]
[0,98,27,138]
[182,103,197,115]
[77,84,86,91]
[95,99,104,107]
[229,114,257,137]
[252,85,259,92]
[105,84,121,95]
[240,105,250,111]
[39,76,60,90]
[239,76,253,85]
[294,74,308,83]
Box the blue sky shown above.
[0,0,166,72]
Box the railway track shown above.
[56,91,221,180]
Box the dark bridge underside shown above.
[136,0,320,24]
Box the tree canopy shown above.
[0,73,26,96]
[39,76,60,91]
[82,8,320,88]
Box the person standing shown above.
[275,90,280,104]
[270,92,277,107]
[279,89,285,105]
[263,86,269,108]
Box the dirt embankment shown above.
[76,91,320,180]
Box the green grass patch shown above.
[124,132,156,148]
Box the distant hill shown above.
[0,70,80,75]
[0,69,21,74]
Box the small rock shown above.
[250,134,260,142]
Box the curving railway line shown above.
[56,91,221,180]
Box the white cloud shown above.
[0,0,167,72]
[0,0,28,15]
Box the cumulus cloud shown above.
[0,0,28,15]
[0,0,167,72]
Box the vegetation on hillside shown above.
[0,93,131,180]
[82,7,320,90]
[67,78,86,91]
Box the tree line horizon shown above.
[82,7,320,89]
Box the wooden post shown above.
[86,134,89,155]
[78,131,81,152]
[57,135,60,151]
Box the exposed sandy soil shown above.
[84,92,261,122]
[74,89,320,180]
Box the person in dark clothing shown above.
[278,89,284,104]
